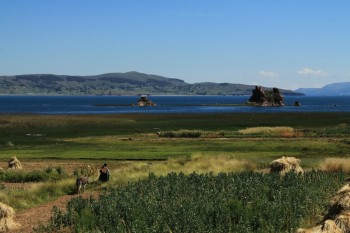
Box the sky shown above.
[1,0,349,90]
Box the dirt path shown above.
[9,192,97,233]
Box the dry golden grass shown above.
[238,126,300,137]
[319,158,350,172]
[169,154,257,174]
[109,154,257,186]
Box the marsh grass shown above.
[1,113,349,141]
[157,129,227,138]
[238,126,300,137]
[1,113,349,161]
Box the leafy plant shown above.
[41,171,346,233]
[0,168,68,183]
[0,170,49,182]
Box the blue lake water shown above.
[0,95,349,114]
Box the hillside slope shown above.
[0,71,302,96]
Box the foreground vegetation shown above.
[0,167,75,210]
[0,113,349,231]
[38,171,346,233]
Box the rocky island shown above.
[248,86,284,106]
[137,95,157,106]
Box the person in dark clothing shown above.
[99,162,110,182]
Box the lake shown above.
[0,95,349,114]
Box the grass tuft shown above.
[319,158,350,172]
[108,155,257,187]
[238,126,300,137]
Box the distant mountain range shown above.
[296,82,350,96]
[0,71,302,96]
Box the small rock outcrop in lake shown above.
[137,96,157,106]
[248,86,284,106]
[294,101,301,106]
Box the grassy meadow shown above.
[0,112,350,163]
[1,112,350,231]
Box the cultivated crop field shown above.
[0,112,350,232]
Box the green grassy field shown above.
[1,113,350,167]
[1,112,350,232]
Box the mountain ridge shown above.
[296,82,350,96]
[0,71,303,96]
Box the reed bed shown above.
[238,126,299,137]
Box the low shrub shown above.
[158,129,202,138]
[0,170,49,183]
[0,168,68,183]
[157,129,227,138]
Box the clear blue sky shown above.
[1,0,349,90]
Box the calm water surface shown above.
[0,95,349,114]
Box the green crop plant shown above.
[40,171,346,233]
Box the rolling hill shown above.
[0,71,302,96]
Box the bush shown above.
[0,170,49,182]
[0,168,68,183]
[158,129,202,138]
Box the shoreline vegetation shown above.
[1,112,350,232]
